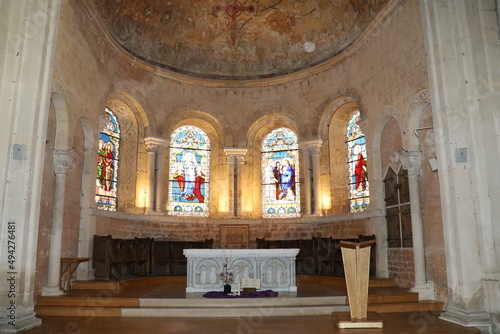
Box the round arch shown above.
[239,104,305,146]
[107,88,151,137]
[245,113,300,218]
[50,92,71,150]
[164,111,226,216]
[162,105,231,147]
[406,89,432,151]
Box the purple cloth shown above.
[203,290,278,298]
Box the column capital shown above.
[224,147,247,163]
[400,150,422,175]
[224,147,248,157]
[299,139,323,154]
[144,136,169,152]
[53,149,74,174]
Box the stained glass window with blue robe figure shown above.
[95,107,120,211]
[168,125,210,217]
[346,111,369,212]
[261,127,300,218]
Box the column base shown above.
[440,306,492,334]
[410,281,435,300]
[0,311,41,333]
[42,285,65,296]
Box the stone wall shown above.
[387,248,415,289]
[93,213,377,249]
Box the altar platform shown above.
[31,275,483,334]
[36,275,445,318]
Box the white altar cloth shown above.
[183,249,299,293]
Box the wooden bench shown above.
[256,235,376,277]
[92,235,213,280]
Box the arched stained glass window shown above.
[261,127,300,218]
[346,111,369,212]
[96,107,120,211]
[168,125,210,217]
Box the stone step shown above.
[139,295,347,308]
[36,306,122,317]
[35,296,349,318]
[36,297,139,308]
[122,305,350,318]
[37,296,346,308]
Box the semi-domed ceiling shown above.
[85,0,392,80]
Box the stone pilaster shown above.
[420,0,498,331]
[0,1,61,332]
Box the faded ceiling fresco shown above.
[86,0,390,80]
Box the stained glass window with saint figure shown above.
[168,125,210,217]
[96,107,120,211]
[346,111,369,212]
[262,127,300,218]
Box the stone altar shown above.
[183,249,299,293]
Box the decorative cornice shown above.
[184,248,300,258]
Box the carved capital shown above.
[144,136,169,153]
[53,149,74,174]
[224,147,247,164]
[400,150,422,175]
[299,139,323,155]
[235,156,246,165]
[145,143,159,153]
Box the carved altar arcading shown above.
[184,248,299,293]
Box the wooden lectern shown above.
[333,239,383,329]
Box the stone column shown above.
[299,139,323,215]
[225,153,235,216]
[400,151,434,301]
[144,137,168,212]
[235,155,247,217]
[224,148,247,217]
[299,144,312,215]
[311,144,323,215]
[0,1,61,332]
[145,145,156,211]
[42,150,74,296]
[154,139,169,212]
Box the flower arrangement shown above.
[219,261,235,285]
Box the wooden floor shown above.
[27,276,480,334]
[24,313,480,334]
